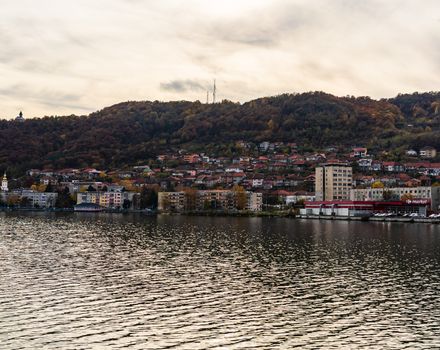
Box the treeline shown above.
[1,91,440,175]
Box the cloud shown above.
[160,80,210,93]
[0,84,91,115]
[0,0,440,118]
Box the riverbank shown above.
[0,207,156,215]
[298,214,440,224]
[2,208,440,224]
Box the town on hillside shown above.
[1,141,440,217]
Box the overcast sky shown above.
[1,0,439,118]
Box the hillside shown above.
[1,91,440,175]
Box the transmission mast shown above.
[213,79,216,104]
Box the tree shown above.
[45,183,54,192]
[7,195,21,208]
[55,187,76,208]
[120,180,136,192]
[36,184,47,192]
[139,187,158,209]
[203,199,212,211]
[233,185,247,210]
[122,199,131,210]
[401,193,414,201]
[383,190,393,200]
[184,188,197,211]
[20,196,32,208]
[372,181,385,188]
[160,196,171,211]
[0,92,432,175]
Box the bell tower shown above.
[1,173,8,192]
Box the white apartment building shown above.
[246,192,263,211]
[21,190,58,208]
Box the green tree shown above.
[139,188,158,209]
[20,196,32,208]
[55,187,76,208]
[122,199,131,210]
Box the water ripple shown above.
[1,213,440,349]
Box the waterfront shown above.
[1,213,440,349]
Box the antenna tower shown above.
[213,79,216,104]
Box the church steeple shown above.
[1,172,8,192]
[15,111,25,122]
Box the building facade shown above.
[158,192,186,212]
[301,200,430,217]
[420,147,437,159]
[158,190,263,212]
[76,191,136,209]
[1,190,57,208]
[315,164,353,201]
[350,186,440,211]
[20,190,58,208]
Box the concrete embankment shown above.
[298,215,440,224]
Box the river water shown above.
[1,213,440,349]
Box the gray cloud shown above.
[160,80,210,93]
[0,84,81,102]
[0,84,90,114]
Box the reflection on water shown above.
[1,213,440,349]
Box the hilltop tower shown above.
[213,80,216,104]
[1,173,8,192]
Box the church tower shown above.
[15,111,25,122]
[1,173,8,192]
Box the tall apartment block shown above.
[315,163,353,201]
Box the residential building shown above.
[420,147,437,159]
[158,192,186,212]
[382,162,405,172]
[357,158,372,170]
[315,163,353,201]
[246,192,263,211]
[285,192,315,205]
[352,147,368,157]
[259,142,270,152]
[20,190,58,208]
[183,154,201,163]
[77,191,136,209]
[158,190,263,212]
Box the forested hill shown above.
[1,91,440,174]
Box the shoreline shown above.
[297,214,440,224]
[1,208,440,224]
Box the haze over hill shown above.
[1,91,439,176]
